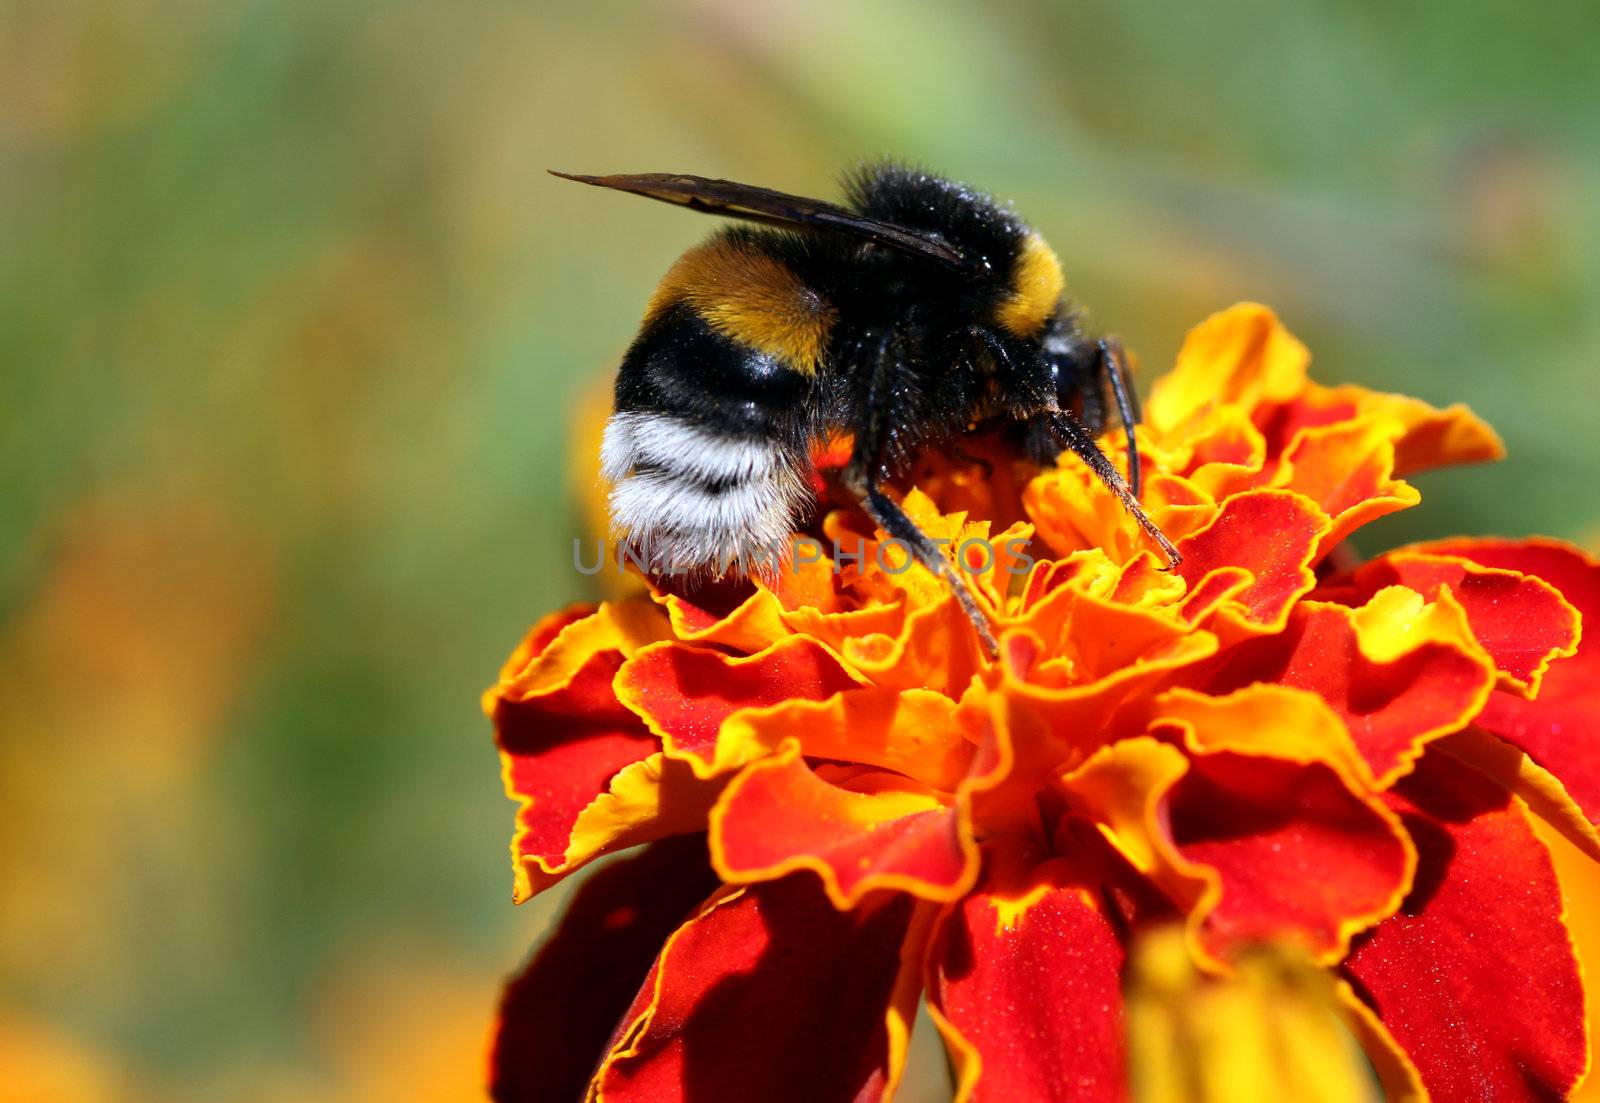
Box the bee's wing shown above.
[550,170,970,272]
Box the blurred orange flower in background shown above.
[485,304,1599,1101]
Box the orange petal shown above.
[926,838,1127,1103]
[987,616,1219,791]
[1145,303,1311,439]
[1343,385,1505,477]
[1010,555,1194,680]
[615,636,865,776]
[657,585,791,653]
[1271,419,1420,552]
[710,748,977,907]
[1056,737,1210,914]
[779,595,907,659]
[840,594,988,696]
[1024,462,1145,564]
[487,600,663,707]
[716,685,975,792]
[591,875,930,1103]
[491,605,594,688]
[556,752,726,892]
[1180,404,1269,501]
[1149,684,1373,786]
[770,549,848,613]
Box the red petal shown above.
[1175,490,1328,637]
[1204,597,1494,784]
[1273,419,1419,550]
[1422,540,1600,823]
[926,838,1127,1103]
[1330,546,1580,696]
[1254,390,1359,458]
[616,637,864,775]
[592,875,926,1103]
[1343,751,1587,1102]
[495,646,657,902]
[490,835,719,1103]
[1170,750,1414,962]
[711,748,976,906]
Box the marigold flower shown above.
[486,303,1598,1102]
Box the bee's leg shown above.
[1045,408,1181,570]
[1098,337,1143,500]
[1079,379,1108,436]
[846,328,999,655]
[843,462,999,656]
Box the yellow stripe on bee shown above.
[994,232,1065,338]
[644,237,836,375]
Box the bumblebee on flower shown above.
[487,292,1598,1102]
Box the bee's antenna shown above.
[1099,337,1144,500]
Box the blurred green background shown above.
[3,1,1598,1099]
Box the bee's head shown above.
[1035,316,1103,419]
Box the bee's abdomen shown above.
[643,234,837,376]
[602,304,815,573]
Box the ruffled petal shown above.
[1168,748,1412,963]
[656,586,791,653]
[555,752,726,889]
[715,685,975,792]
[1343,751,1587,1102]
[987,584,1220,789]
[1086,687,1415,964]
[1203,593,1495,785]
[926,838,1127,1103]
[1347,386,1504,478]
[711,748,977,906]
[1271,418,1419,552]
[1145,303,1310,439]
[591,874,929,1103]
[490,835,719,1103]
[1175,491,1330,639]
[1421,540,1600,825]
[1056,736,1207,911]
[615,636,865,777]
[1327,546,1580,696]
[839,595,989,697]
[491,612,662,902]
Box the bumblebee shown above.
[556,164,1180,651]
